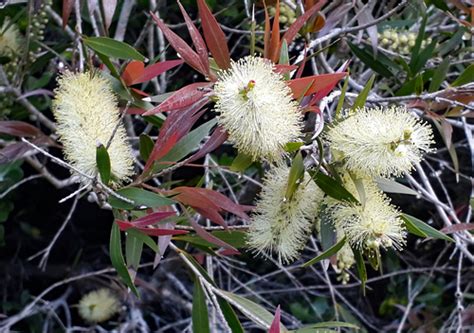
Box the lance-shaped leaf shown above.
[186,126,228,163]
[288,72,347,100]
[302,237,346,267]
[116,220,188,236]
[108,187,175,210]
[269,305,281,333]
[269,0,281,63]
[122,61,145,86]
[0,121,42,137]
[96,144,111,185]
[150,12,207,75]
[171,186,249,227]
[143,82,211,115]
[62,0,74,28]
[188,218,238,251]
[192,279,210,333]
[309,171,359,204]
[122,211,176,228]
[83,37,146,61]
[401,214,454,242]
[282,0,327,46]
[197,0,231,69]
[123,60,184,86]
[177,1,210,77]
[109,223,139,296]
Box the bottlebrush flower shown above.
[0,19,22,58]
[213,56,302,161]
[326,106,433,177]
[52,72,134,185]
[247,164,323,263]
[325,175,406,251]
[78,288,120,323]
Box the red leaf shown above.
[0,121,42,137]
[144,104,207,172]
[102,0,117,31]
[295,45,307,79]
[282,0,326,46]
[263,2,271,59]
[131,88,149,97]
[177,1,210,77]
[189,218,237,251]
[133,59,184,85]
[218,248,241,256]
[143,82,211,115]
[288,72,346,99]
[122,61,145,86]
[116,220,187,236]
[269,0,281,63]
[194,188,249,221]
[197,0,231,69]
[269,305,281,333]
[441,223,474,234]
[0,142,31,164]
[129,211,176,228]
[150,12,207,75]
[274,64,298,75]
[62,0,74,28]
[187,126,228,163]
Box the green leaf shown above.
[96,144,111,185]
[285,152,305,200]
[218,290,286,330]
[96,52,121,79]
[438,28,464,56]
[108,187,175,210]
[352,74,375,110]
[217,297,244,333]
[294,321,359,332]
[401,214,454,242]
[428,58,450,92]
[154,119,217,172]
[347,42,393,78]
[410,14,427,68]
[319,207,336,252]
[174,230,247,249]
[452,64,474,87]
[139,134,154,162]
[310,171,359,204]
[302,237,346,267]
[83,37,146,61]
[125,230,143,270]
[126,228,158,252]
[109,223,139,296]
[425,0,449,11]
[352,247,367,294]
[279,39,290,80]
[335,75,350,120]
[192,279,210,333]
[230,152,253,172]
[284,142,304,153]
[374,178,418,196]
[410,40,437,75]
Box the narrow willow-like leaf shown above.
[109,223,139,296]
[192,279,210,333]
[302,237,346,267]
[352,74,375,110]
[310,171,359,204]
[96,144,111,185]
[84,37,146,61]
[401,214,454,242]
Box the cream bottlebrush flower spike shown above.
[214,56,302,161]
[53,72,134,185]
[326,106,433,177]
[78,288,120,323]
[0,19,22,58]
[247,164,323,263]
[325,175,406,251]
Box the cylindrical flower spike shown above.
[325,175,406,252]
[214,56,302,161]
[78,288,120,323]
[247,164,323,264]
[52,71,134,185]
[326,106,433,177]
